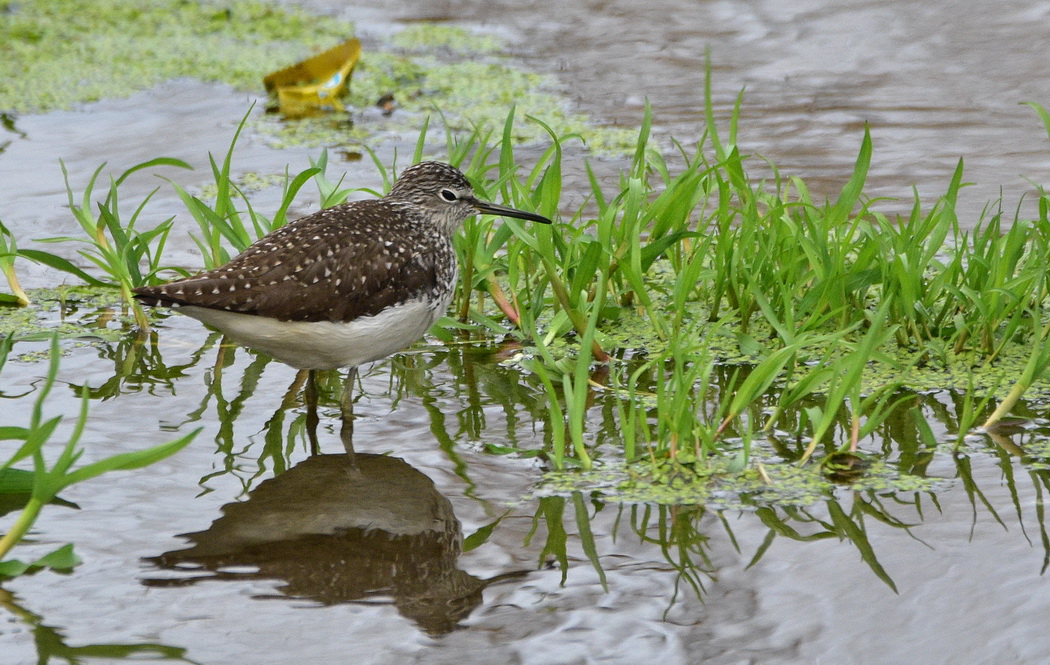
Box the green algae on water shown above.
[358,24,638,153]
[389,24,505,55]
[0,286,139,343]
[196,170,292,201]
[0,0,353,114]
[257,49,638,155]
[534,454,946,509]
[1,1,638,154]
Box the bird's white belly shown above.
[178,298,446,370]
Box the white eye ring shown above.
[439,189,458,202]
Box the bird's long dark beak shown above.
[472,198,552,224]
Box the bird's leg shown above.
[305,369,320,456]
[340,367,358,463]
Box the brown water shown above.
[4,1,1050,664]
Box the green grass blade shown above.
[16,249,110,286]
[59,429,200,489]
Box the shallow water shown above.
[2,304,1050,664]
[4,1,1050,664]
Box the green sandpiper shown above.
[134,161,551,450]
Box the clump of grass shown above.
[14,73,1050,475]
[507,86,1050,469]
[22,156,192,329]
[162,107,325,270]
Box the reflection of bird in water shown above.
[133,162,550,454]
[143,453,526,635]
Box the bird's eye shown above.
[439,189,458,202]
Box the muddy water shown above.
[4,1,1050,664]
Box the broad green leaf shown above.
[0,468,34,493]
[0,426,29,441]
[463,514,507,552]
[0,543,81,578]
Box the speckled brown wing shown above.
[133,199,456,323]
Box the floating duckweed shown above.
[390,24,505,54]
[258,52,638,154]
[2,0,641,155]
[197,171,291,200]
[0,286,143,343]
[0,0,353,113]
[1010,435,1050,471]
[535,453,947,509]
